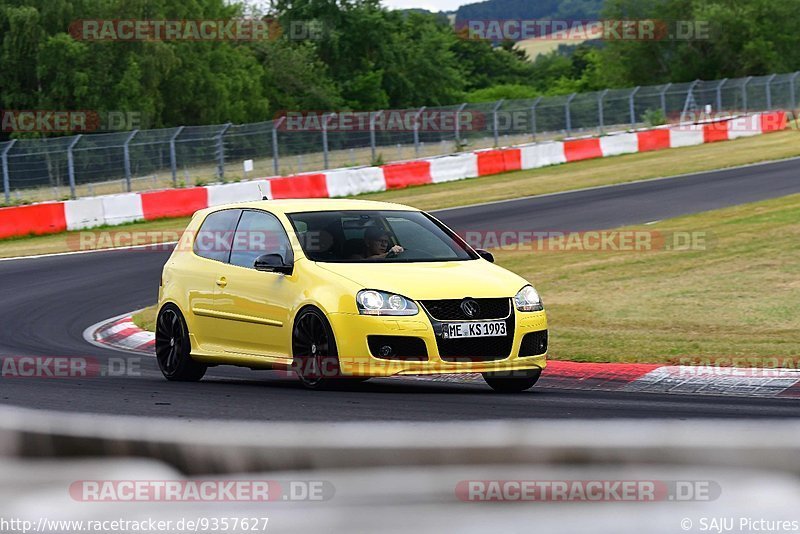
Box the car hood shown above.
[316,259,529,300]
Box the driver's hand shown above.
[389,245,404,254]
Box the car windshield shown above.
[287,210,477,263]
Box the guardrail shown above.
[0,111,789,240]
[1,72,798,204]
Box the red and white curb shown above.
[84,312,155,354]
[86,312,800,397]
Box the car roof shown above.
[203,198,420,216]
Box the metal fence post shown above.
[272,118,285,175]
[492,100,504,147]
[1,140,16,204]
[629,86,641,127]
[454,103,467,147]
[123,129,138,192]
[565,93,576,136]
[742,76,753,113]
[659,83,672,116]
[67,135,82,200]
[413,107,426,157]
[170,126,184,186]
[765,73,777,110]
[369,110,384,163]
[216,123,232,180]
[530,96,542,141]
[791,72,800,109]
[322,113,337,169]
[716,79,728,112]
[597,89,609,134]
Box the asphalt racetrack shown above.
[1,158,799,420]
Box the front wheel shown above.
[155,304,207,382]
[482,368,541,393]
[292,307,342,390]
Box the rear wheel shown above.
[482,368,541,393]
[292,307,342,390]
[155,304,207,382]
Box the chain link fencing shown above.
[1,71,798,204]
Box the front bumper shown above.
[327,310,548,377]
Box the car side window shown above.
[229,210,293,269]
[193,209,242,262]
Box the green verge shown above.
[133,193,800,365]
[1,127,798,258]
[132,306,157,332]
[497,193,800,364]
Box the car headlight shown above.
[514,285,543,312]
[357,290,419,316]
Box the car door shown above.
[213,209,297,358]
[187,208,242,351]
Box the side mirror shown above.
[254,254,293,275]
[476,249,494,263]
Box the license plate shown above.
[443,321,507,339]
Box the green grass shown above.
[131,193,800,365]
[132,306,157,332]
[498,193,800,364]
[1,126,798,259]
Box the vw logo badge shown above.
[461,299,480,319]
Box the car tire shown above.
[292,307,343,390]
[482,368,541,393]
[155,304,207,382]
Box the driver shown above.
[354,226,404,259]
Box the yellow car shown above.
[157,199,547,392]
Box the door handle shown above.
[216,277,228,288]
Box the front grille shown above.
[435,314,515,362]
[520,330,548,356]
[368,336,428,361]
[421,298,511,321]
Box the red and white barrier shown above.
[599,132,639,157]
[476,148,522,176]
[383,161,432,189]
[64,197,105,231]
[636,129,671,152]
[520,141,567,169]
[428,153,479,183]
[564,138,603,162]
[100,194,143,225]
[207,180,271,207]
[0,112,789,239]
[269,173,328,199]
[669,124,705,148]
[325,167,386,197]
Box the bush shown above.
[643,108,667,127]
[464,84,541,103]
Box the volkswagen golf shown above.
[156,199,548,392]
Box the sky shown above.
[381,0,472,12]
